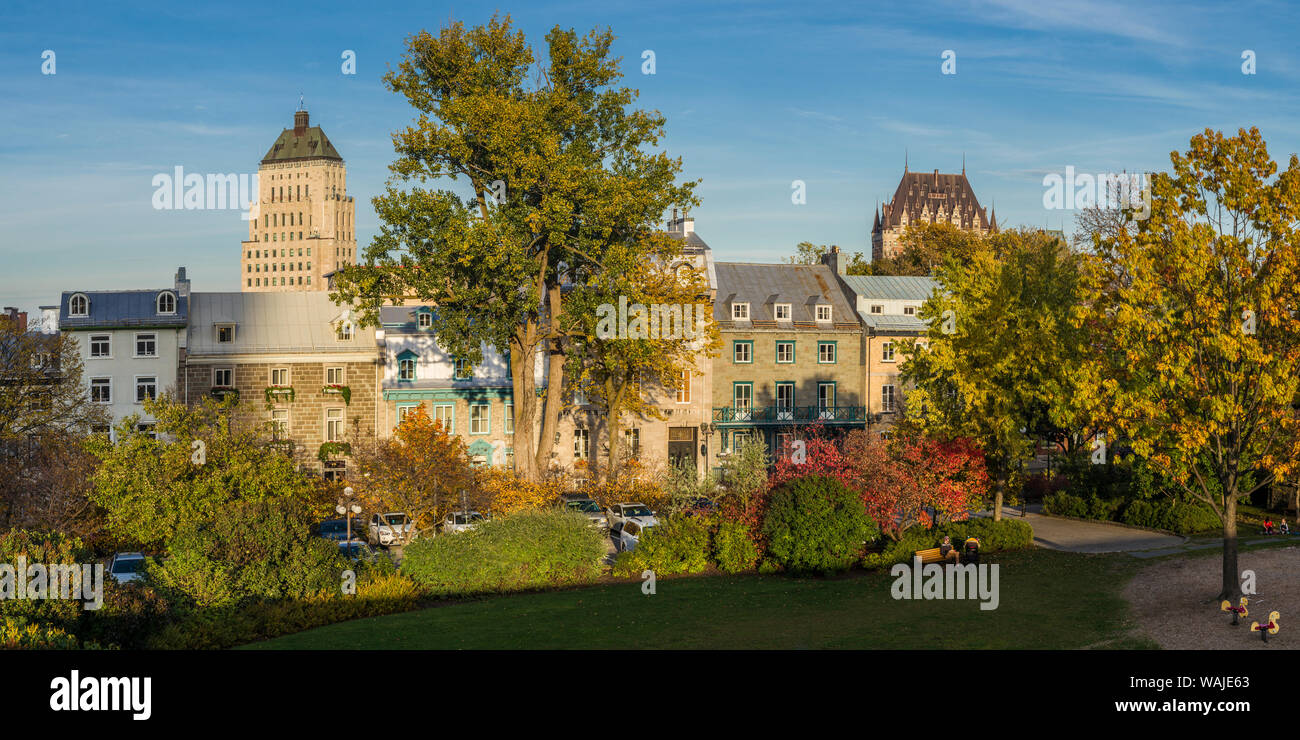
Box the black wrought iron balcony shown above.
[712,405,867,425]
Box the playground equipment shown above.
[1251,611,1281,643]
[1220,597,1248,626]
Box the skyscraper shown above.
[241,109,357,292]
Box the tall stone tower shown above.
[871,162,996,263]
[241,109,357,292]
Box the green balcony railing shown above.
[712,405,867,424]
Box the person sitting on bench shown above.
[1280,518,1290,535]
[1263,518,1276,535]
[938,535,959,563]
[963,536,981,564]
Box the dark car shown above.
[314,518,365,542]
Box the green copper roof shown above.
[261,111,343,164]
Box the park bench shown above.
[914,547,959,565]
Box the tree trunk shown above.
[533,284,565,477]
[606,378,624,483]
[510,332,540,481]
[993,473,1005,522]
[1219,494,1241,600]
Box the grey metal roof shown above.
[59,290,188,330]
[713,262,858,325]
[379,304,438,332]
[188,292,375,356]
[859,313,928,333]
[839,275,940,301]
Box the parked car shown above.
[108,552,146,584]
[442,510,485,534]
[368,512,415,547]
[610,520,653,553]
[607,503,658,529]
[560,494,609,529]
[683,497,717,517]
[337,538,375,562]
[315,517,366,542]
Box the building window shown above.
[322,460,346,482]
[573,428,590,461]
[134,333,157,358]
[731,302,749,321]
[397,356,416,382]
[816,305,832,322]
[882,384,897,412]
[213,368,233,387]
[417,312,432,329]
[69,294,88,317]
[776,382,795,419]
[774,304,791,320]
[818,382,836,413]
[776,341,794,364]
[325,367,345,385]
[504,403,514,434]
[396,403,420,426]
[432,404,453,433]
[904,306,917,316]
[136,422,157,439]
[469,403,490,435]
[157,291,176,315]
[733,341,752,364]
[271,409,289,438]
[216,324,235,343]
[90,378,111,404]
[336,322,353,341]
[882,342,895,362]
[325,408,344,442]
[135,376,157,404]
[818,341,836,363]
[675,369,692,404]
[89,334,111,358]
[270,367,290,386]
[870,305,883,314]
[624,428,641,458]
[733,383,753,420]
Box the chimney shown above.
[175,266,191,298]
[667,209,694,236]
[822,245,845,275]
[294,110,309,136]
[2,307,27,334]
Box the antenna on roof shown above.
[962,153,966,176]
[904,149,908,173]
[298,93,305,112]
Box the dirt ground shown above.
[1124,546,1300,649]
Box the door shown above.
[776,383,794,420]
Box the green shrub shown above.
[147,573,421,650]
[148,499,345,610]
[762,476,877,574]
[860,518,1034,570]
[1122,499,1220,534]
[80,582,172,649]
[0,616,83,650]
[1042,492,1087,518]
[400,509,605,596]
[612,516,709,577]
[712,519,760,574]
[0,529,95,632]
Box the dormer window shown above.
[69,294,88,317]
[453,359,473,380]
[774,304,792,321]
[731,303,750,321]
[216,324,236,343]
[157,291,177,315]
[816,305,833,322]
[417,312,432,329]
[904,306,917,316]
[397,351,417,382]
[336,322,353,341]
[870,305,884,314]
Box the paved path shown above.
[973,505,1186,553]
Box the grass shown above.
[243,548,1155,650]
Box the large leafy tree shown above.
[1077,128,1300,599]
[562,234,719,480]
[87,395,328,550]
[332,15,696,480]
[870,222,986,276]
[901,229,1088,520]
[349,405,477,541]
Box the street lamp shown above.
[336,486,361,543]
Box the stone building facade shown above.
[183,291,380,478]
[240,109,358,292]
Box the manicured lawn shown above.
[243,548,1156,650]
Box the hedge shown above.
[1044,492,1220,535]
[612,515,710,577]
[861,518,1034,571]
[400,509,606,597]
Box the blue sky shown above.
[2,0,1299,316]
